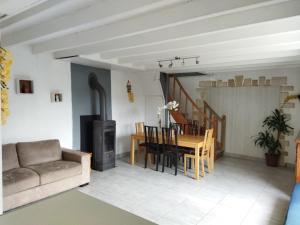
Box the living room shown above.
[1,1,300,225]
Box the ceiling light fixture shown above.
[157,56,199,68]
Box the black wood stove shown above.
[80,73,116,171]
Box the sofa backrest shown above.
[2,144,20,172]
[17,139,62,166]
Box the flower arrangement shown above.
[157,101,179,127]
[0,47,13,125]
[157,100,179,115]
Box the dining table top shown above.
[131,132,204,149]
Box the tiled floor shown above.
[79,157,294,225]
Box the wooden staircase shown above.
[168,75,226,159]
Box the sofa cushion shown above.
[17,139,62,167]
[27,160,82,185]
[3,168,40,196]
[2,144,20,172]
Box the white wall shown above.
[179,67,300,164]
[111,69,163,155]
[2,45,163,157]
[208,87,280,159]
[2,45,73,148]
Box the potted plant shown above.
[254,109,293,167]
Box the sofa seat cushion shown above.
[17,139,62,167]
[27,160,82,185]
[3,168,40,196]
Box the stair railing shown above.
[203,101,226,154]
[168,75,206,124]
[168,75,226,157]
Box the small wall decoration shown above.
[17,79,34,94]
[0,47,13,125]
[284,94,300,103]
[126,80,134,103]
[50,91,63,103]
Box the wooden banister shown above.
[168,75,227,158]
[169,76,205,115]
[203,101,222,121]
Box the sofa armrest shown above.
[62,148,90,163]
[62,148,91,184]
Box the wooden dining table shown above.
[130,133,214,180]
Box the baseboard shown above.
[286,162,295,169]
[224,152,294,169]
[116,151,130,159]
[224,152,265,162]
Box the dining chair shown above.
[161,127,182,175]
[135,122,145,160]
[170,122,184,135]
[184,123,198,135]
[184,128,214,177]
[144,125,161,171]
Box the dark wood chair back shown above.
[144,125,159,150]
[183,123,199,135]
[162,127,178,151]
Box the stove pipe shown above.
[88,73,107,121]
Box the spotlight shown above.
[158,61,163,68]
[181,59,185,65]
[168,61,173,68]
[196,57,199,64]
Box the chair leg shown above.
[174,155,178,176]
[184,155,187,175]
[192,158,194,170]
[201,158,205,177]
[206,157,211,173]
[189,158,192,169]
[155,154,159,171]
[162,154,165,172]
[149,153,152,165]
[144,151,148,168]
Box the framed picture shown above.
[16,79,34,94]
[50,91,63,103]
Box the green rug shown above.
[0,190,156,225]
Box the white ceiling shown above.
[0,0,44,17]
[1,0,300,73]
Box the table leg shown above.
[210,140,215,171]
[130,136,135,165]
[195,146,200,180]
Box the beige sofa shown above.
[2,139,91,211]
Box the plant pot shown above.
[265,153,280,167]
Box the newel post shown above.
[221,115,226,152]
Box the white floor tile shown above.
[79,156,293,225]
